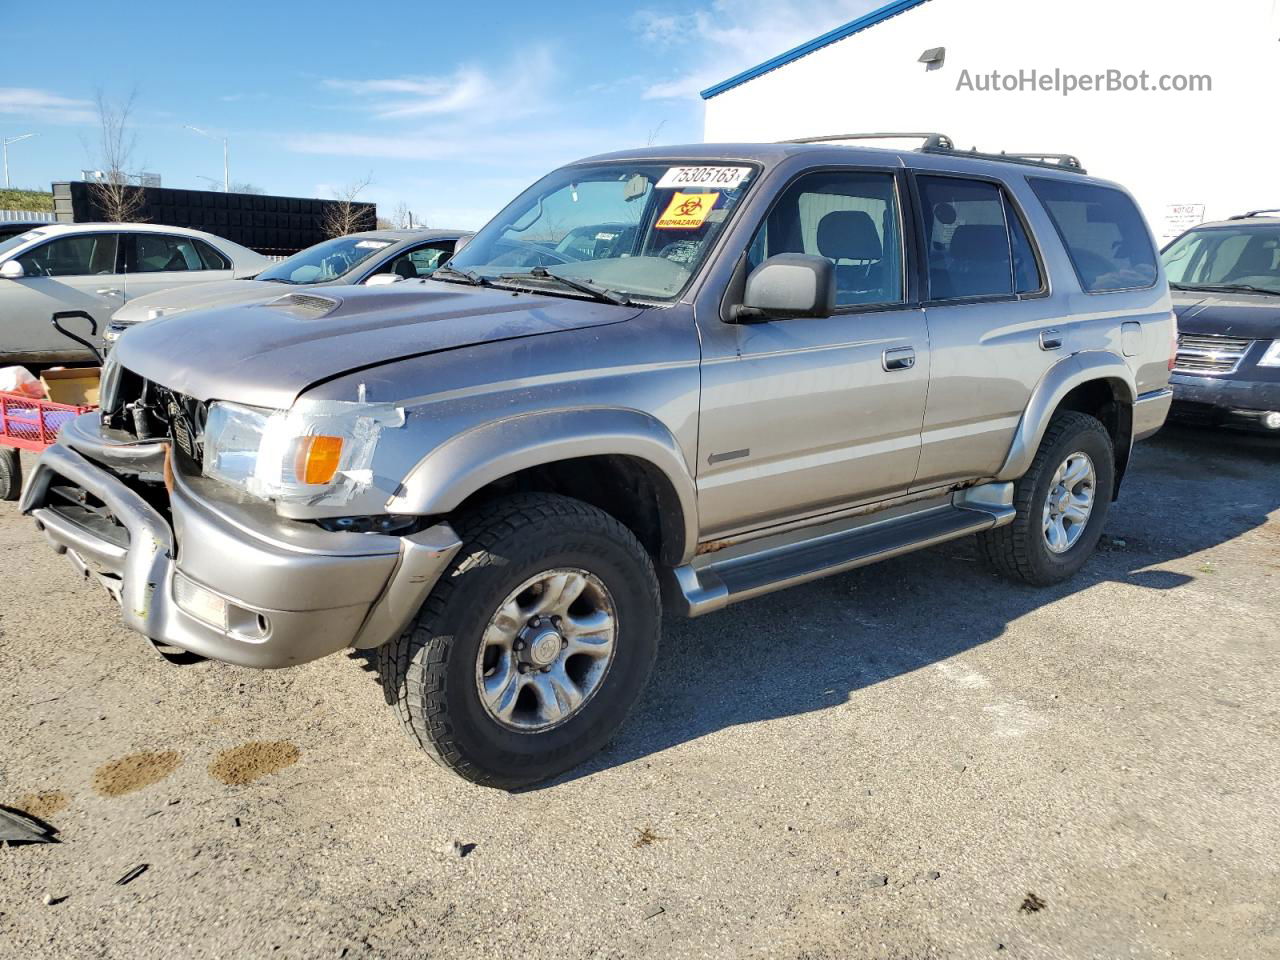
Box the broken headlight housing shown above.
[201,399,403,505]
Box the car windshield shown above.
[0,230,45,260]
[447,161,759,301]
[1163,224,1280,294]
[256,235,395,284]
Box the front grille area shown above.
[102,364,207,466]
[1173,334,1253,375]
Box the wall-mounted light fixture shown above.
[919,47,946,71]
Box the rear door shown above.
[910,173,1060,488]
[120,233,234,302]
[2,232,122,361]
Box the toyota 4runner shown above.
[22,136,1175,788]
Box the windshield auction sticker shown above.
[656,192,719,230]
[657,166,751,190]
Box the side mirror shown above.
[364,273,403,287]
[731,254,835,322]
[0,260,24,279]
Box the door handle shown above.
[96,288,123,297]
[882,346,916,372]
[1039,328,1063,351]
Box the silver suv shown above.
[23,138,1174,788]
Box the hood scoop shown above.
[268,292,341,318]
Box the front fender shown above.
[385,407,700,563]
[996,351,1136,482]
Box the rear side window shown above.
[194,238,230,270]
[128,234,207,273]
[1030,179,1157,292]
[917,176,1043,300]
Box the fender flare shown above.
[385,407,700,563]
[996,351,1137,482]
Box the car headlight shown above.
[1259,341,1280,368]
[201,398,402,505]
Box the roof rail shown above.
[783,132,955,150]
[781,133,1087,173]
[1228,208,1280,220]
[920,144,1088,174]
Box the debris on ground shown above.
[866,874,889,888]
[0,805,57,845]
[1020,892,1047,913]
[209,741,300,786]
[42,893,66,906]
[642,903,666,920]
[634,826,667,848]
[92,752,182,797]
[441,840,475,859]
[915,870,942,882]
[115,864,149,886]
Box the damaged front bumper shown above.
[21,413,461,668]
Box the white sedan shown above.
[0,222,270,364]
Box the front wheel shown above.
[378,493,660,789]
[0,447,22,501]
[977,411,1115,586]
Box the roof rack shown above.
[1228,209,1280,220]
[782,132,1087,173]
[783,132,955,150]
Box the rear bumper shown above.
[1133,388,1173,442]
[21,417,461,668]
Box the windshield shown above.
[447,161,759,301]
[256,235,395,284]
[0,230,44,261]
[1163,224,1280,294]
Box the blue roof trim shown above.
[700,0,933,100]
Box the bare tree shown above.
[391,201,422,230]
[89,90,146,222]
[229,181,265,195]
[323,173,374,237]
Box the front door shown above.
[695,168,930,538]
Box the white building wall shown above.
[703,0,1280,240]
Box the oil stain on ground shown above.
[209,741,300,786]
[92,751,182,797]
[13,791,70,819]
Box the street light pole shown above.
[2,133,37,190]
[186,125,229,192]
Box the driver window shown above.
[747,171,904,307]
[17,233,119,277]
[373,243,452,279]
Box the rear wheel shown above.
[379,493,660,789]
[978,411,1114,586]
[0,448,22,501]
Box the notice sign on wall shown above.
[1161,204,1206,242]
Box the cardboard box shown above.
[40,367,101,407]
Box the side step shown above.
[670,484,1014,617]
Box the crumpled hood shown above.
[111,279,279,323]
[113,281,641,409]
[1173,291,1280,341]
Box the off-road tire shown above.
[0,447,21,501]
[977,411,1114,586]
[378,493,660,789]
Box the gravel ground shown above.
[1,425,1277,959]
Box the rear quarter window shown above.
[1030,179,1158,293]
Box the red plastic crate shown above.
[0,391,96,452]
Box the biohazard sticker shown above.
[656,192,718,230]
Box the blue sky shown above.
[0,0,882,229]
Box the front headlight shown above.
[1258,341,1280,368]
[201,398,402,504]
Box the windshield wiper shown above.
[1171,282,1280,296]
[260,277,294,283]
[498,266,631,306]
[432,264,494,287]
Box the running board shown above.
[669,484,1014,617]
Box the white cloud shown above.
[321,48,556,120]
[635,0,886,100]
[0,87,96,124]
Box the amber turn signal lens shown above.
[294,435,344,485]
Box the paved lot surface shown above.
[1,425,1277,960]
